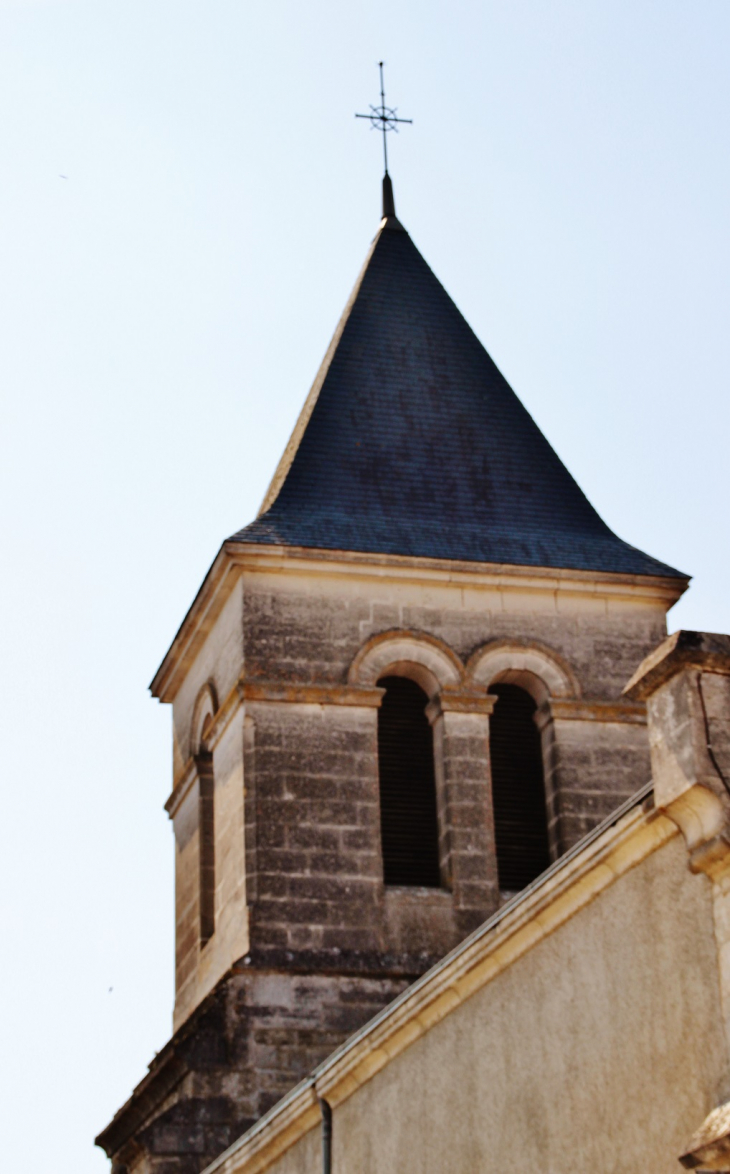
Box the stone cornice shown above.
[241,681,385,708]
[150,548,239,703]
[204,784,676,1174]
[223,541,686,599]
[151,542,687,704]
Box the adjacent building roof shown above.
[231,199,684,579]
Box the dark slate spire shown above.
[231,213,685,580]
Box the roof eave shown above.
[226,537,689,601]
[149,543,238,703]
[151,538,688,703]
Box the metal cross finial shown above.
[355,62,412,175]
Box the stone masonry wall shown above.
[102,968,410,1174]
[164,564,668,1028]
[242,571,664,884]
[542,717,652,850]
[242,576,667,701]
[243,700,470,968]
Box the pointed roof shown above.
[232,203,684,580]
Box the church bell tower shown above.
[97,165,687,1173]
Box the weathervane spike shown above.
[355,62,412,218]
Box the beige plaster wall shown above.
[264,835,726,1174]
[253,1127,321,1174]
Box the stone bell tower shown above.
[97,175,687,1174]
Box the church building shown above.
[96,171,730,1174]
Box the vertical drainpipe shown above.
[318,1097,332,1174]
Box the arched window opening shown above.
[489,683,551,894]
[377,676,441,888]
[196,714,215,945]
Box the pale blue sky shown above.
[0,2,728,1170]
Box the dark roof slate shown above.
[231,216,684,580]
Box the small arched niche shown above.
[191,683,218,945]
[376,674,442,889]
[191,682,218,758]
[199,713,213,753]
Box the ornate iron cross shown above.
[355,62,413,174]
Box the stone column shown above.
[427,691,500,933]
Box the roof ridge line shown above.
[257,220,396,517]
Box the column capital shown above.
[425,691,497,725]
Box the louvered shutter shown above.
[377,676,441,888]
[490,684,551,892]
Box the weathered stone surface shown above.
[242,581,667,701]
[97,966,411,1174]
[625,632,730,815]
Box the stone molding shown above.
[624,630,730,702]
[425,693,497,724]
[167,678,244,814]
[224,541,687,596]
[348,632,588,718]
[348,629,464,698]
[206,678,244,748]
[242,680,385,708]
[535,698,647,731]
[466,638,580,702]
[192,681,219,755]
[150,544,686,703]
